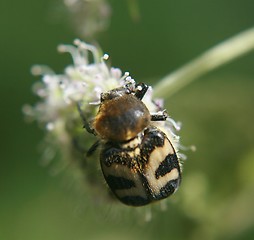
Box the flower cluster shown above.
[24,40,182,204]
[63,0,111,38]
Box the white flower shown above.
[63,0,111,38]
[24,39,182,204]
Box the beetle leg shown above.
[151,110,168,121]
[134,83,149,100]
[87,140,100,156]
[77,102,96,135]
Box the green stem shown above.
[154,27,254,99]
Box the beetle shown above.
[78,81,181,206]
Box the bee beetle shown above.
[78,82,181,206]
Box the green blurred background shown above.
[1,0,254,239]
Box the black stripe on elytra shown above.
[140,127,166,162]
[143,127,165,148]
[101,142,136,168]
[155,153,179,179]
[120,195,150,206]
[105,175,135,190]
[156,178,181,199]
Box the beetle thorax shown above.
[93,94,151,142]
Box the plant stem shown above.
[153,27,254,99]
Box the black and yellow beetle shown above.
[78,82,181,206]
